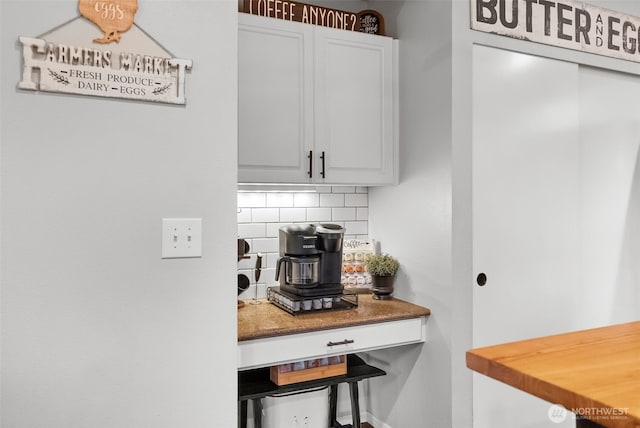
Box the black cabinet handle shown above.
[327,339,354,347]
[308,150,313,178]
[320,151,326,178]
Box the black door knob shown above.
[476,273,487,286]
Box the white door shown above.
[238,14,314,183]
[472,45,580,428]
[576,66,640,327]
[472,45,640,427]
[314,29,394,185]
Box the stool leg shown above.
[238,400,247,428]
[349,382,361,428]
[329,385,339,427]
[252,398,263,428]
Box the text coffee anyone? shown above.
[245,0,358,31]
[471,0,640,63]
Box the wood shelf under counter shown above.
[237,295,430,370]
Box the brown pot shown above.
[371,274,396,300]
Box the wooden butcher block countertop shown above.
[238,294,430,342]
[466,321,640,428]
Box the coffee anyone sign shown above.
[471,0,640,63]
[19,0,193,105]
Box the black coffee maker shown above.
[275,224,345,297]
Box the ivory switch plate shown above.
[162,218,202,258]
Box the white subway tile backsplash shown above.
[307,207,332,222]
[251,208,280,223]
[237,253,256,270]
[266,222,286,237]
[280,208,307,222]
[265,253,280,269]
[356,207,369,221]
[237,186,369,286]
[267,193,294,208]
[238,192,266,208]
[237,208,252,223]
[294,193,319,207]
[251,237,279,254]
[260,268,276,285]
[238,223,266,239]
[320,193,344,207]
[332,207,356,221]
[344,221,368,235]
[331,186,356,194]
[345,193,368,207]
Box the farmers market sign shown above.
[18,1,192,105]
[471,0,640,63]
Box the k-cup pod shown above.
[280,363,292,373]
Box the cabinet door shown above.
[314,29,395,185]
[238,14,314,183]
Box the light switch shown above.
[162,218,202,258]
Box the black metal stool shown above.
[238,354,386,428]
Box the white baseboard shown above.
[337,411,392,428]
[365,411,393,428]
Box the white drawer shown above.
[238,317,427,370]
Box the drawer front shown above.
[238,317,426,370]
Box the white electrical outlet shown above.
[161,218,202,259]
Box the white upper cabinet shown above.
[238,15,314,183]
[238,13,397,185]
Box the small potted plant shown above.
[366,253,399,300]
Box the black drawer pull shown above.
[327,339,354,347]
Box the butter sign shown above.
[19,37,192,104]
[471,0,640,64]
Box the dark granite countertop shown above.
[238,294,430,341]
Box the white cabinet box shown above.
[238,13,397,185]
[238,317,426,370]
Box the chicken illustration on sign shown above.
[18,0,193,105]
[78,0,138,44]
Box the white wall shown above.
[0,1,238,427]
[367,1,453,427]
